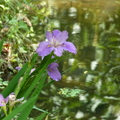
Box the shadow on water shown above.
[31,0,120,119]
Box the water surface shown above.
[35,0,120,119]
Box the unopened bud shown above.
[8,94,16,107]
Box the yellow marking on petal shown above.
[47,45,51,47]
[48,69,52,72]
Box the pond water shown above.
[26,0,120,120]
[33,0,120,119]
[0,0,120,119]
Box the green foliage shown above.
[1,52,60,119]
[0,39,6,89]
[0,73,8,89]
[3,96,37,120]
[0,39,4,54]
[59,88,84,97]
[0,0,49,70]
[0,0,55,119]
[35,112,48,120]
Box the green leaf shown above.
[18,21,29,30]
[31,74,47,98]
[36,112,48,120]
[33,106,48,113]
[17,100,36,120]
[43,80,54,88]
[0,39,4,54]
[2,63,28,97]
[0,59,6,64]
[22,54,58,98]
[16,74,47,120]
[14,53,38,96]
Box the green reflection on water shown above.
[35,0,120,119]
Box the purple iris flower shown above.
[15,66,21,71]
[47,63,61,81]
[15,63,61,81]
[36,29,77,57]
[0,94,8,106]
[0,94,8,116]
[15,67,35,74]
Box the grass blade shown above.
[2,63,28,97]
[36,112,48,120]
[0,39,4,54]
[17,74,47,120]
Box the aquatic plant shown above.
[0,29,77,119]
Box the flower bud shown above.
[8,93,16,107]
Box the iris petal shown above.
[36,41,53,57]
[57,31,68,43]
[15,66,21,71]
[54,46,64,56]
[46,31,53,42]
[63,42,77,54]
[48,69,61,81]
[52,30,61,38]
[48,63,59,69]
[37,29,77,57]
[47,63,61,81]
[0,94,5,106]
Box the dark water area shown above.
[32,0,120,120]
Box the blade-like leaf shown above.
[17,74,47,120]
[36,112,48,120]
[14,53,38,96]
[33,106,48,113]
[31,74,47,98]
[0,39,4,54]
[2,63,28,97]
[3,96,37,120]
[22,54,58,99]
